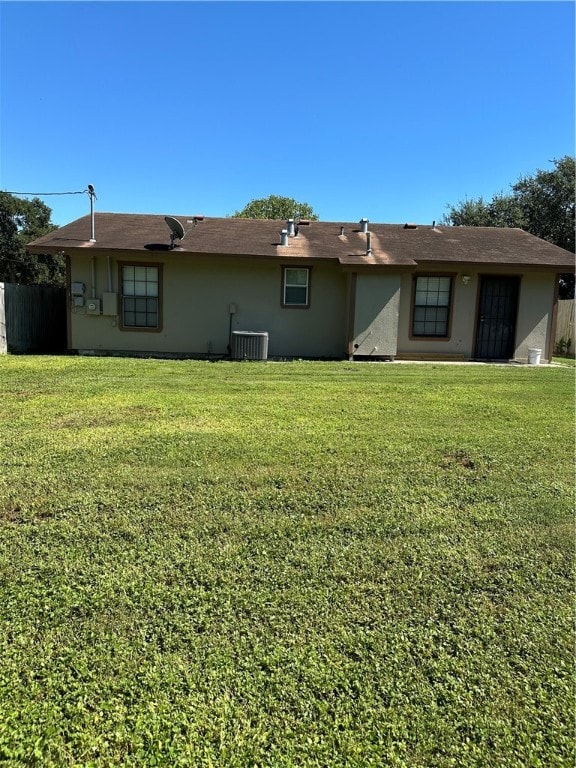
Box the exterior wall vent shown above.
[232,331,269,361]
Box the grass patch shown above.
[552,355,576,367]
[0,357,573,767]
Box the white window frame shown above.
[282,266,310,308]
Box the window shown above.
[282,267,310,308]
[412,275,452,337]
[121,264,161,330]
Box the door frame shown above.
[472,274,521,360]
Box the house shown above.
[27,212,574,363]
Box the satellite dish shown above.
[164,216,186,248]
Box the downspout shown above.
[91,255,96,300]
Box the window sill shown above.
[409,335,451,341]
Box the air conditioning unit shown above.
[232,331,269,361]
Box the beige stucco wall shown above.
[397,270,474,357]
[352,274,401,357]
[514,272,556,362]
[397,268,558,360]
[68,251,348,358]
[67,253,559,362]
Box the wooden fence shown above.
[0,283,67,354]
[0,284,6,354]
[555,299,575,356]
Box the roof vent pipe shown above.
[280,229,289,246]
[287,219,295,236]
[360,218,369,234]
[340,226,345,236]
[366,231,372,255]
[88,184,96,242]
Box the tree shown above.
[0,192,63,285]
[445,193,524,229]
[232,195,319,221]
[511,156,575,253]
[442,156,575,297]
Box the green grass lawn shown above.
[0,357,573,767]
[553,355,576,367]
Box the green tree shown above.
[232,195,319,221]
[511,156,575,253]
[443,157,575,297]
[0,192,63,285]
[445,193,524,229]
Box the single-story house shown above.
[27,212,574,362]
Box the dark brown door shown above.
[475,276,520,359]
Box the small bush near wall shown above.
[555,300,575,357]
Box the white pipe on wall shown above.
[91,255,96,299]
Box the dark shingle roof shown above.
[27,213,574,270]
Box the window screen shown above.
[412,276,452,337]
[121,265,159,328]
[283,268,310,307]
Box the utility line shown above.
[2,189,89,196]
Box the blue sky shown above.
[1,1,574,226]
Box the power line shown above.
[2,189,89,196]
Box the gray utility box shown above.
[232,331,269,361]
[102,292,118,316]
